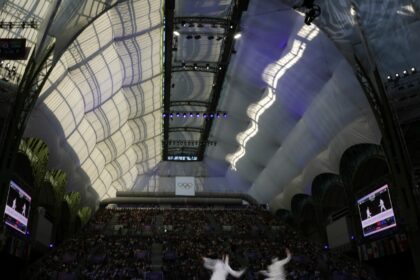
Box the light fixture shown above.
[194,35,201,39]
[176,112,180,117]
[206,64,210,70]
[196,113,200,118]
[234,32,242,39]
[173,30,180,36]
[403,70,408,76]
[218,66,222,70]
[194,64,198,70]
[189,112,194,117]
[387,75,392,81]
[183,113,187,118]
[163,113,167,118]
[412,67,417,73]
[395,73,400,78]
[186,35,193,39]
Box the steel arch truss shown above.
[163,0,248,161]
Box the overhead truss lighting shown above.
[386,67,417,81]
[172,63,223,73]
[167,155,198,161]
[162,111,227,119]
[163,140,217,146]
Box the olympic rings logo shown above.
[177,182,193,189]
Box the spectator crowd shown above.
[27,206,377,280]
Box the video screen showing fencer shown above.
[357,184,396,237]
[4,180,31,235]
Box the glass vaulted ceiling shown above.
[26,0,163,201]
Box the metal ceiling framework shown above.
[163,0,249,161]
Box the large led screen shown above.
[4,181,31,234]
[357,184,396,237]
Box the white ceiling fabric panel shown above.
[112,165,138,191]
[81,148,106,183]
[85,89,129,142]
[110,0,162,37]
[128,112,161,143]
[43,76,85,138]
[66,118,97,164]
[93,168,113,193]
[69,45,123,112]
[123,77,162,118]
[116,28,163,86]
[96,123,135,164]
[25,0,164,203]
[64,14,114,66]
[106,187,117,198]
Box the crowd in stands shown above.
[27,205,377,280]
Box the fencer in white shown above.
[260,249,292,280]
[366,207,372,219]
[379,199,386,212]
[203,255,246,280]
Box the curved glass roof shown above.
[17,0,419,210]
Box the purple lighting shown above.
[163,113,166,118]
[196,113,200,118]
